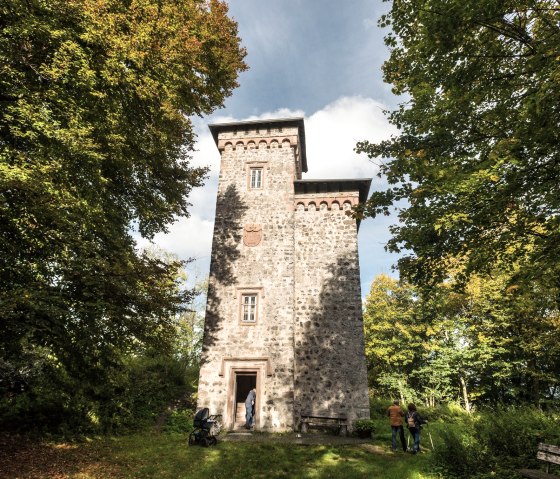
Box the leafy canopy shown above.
[356,0,560,289]
[0,0,246,380]
[364,271,560,407]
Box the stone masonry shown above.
[197,118,370,432]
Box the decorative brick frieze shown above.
[218,135,299,151]
[294,194,359,211]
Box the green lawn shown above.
[2,431,443,479]
[103,436,437,479]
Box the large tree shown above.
[363,274,424,401]
[364,271,560,407]
[0,0,246,380]
[356,0,560,291]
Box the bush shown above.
[163,409,194,434]
[432,405,560,478]
[432,426,488,478]
[476,406,560,472]
[369,396,468,421]
[369,397,391,418]
[353,419,375,438]
[0,351,198,437]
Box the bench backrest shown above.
[301,410,347,420]
[537,443,560,466]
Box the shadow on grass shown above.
[100,435,438,479]
[0,434,439,479]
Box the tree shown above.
[363,275,425,402]
[0,0,246,385]
[356,0,560,292]
[175,274,208,368]
[364,271,560,409]
[0,247,210,433]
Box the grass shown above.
[1,431,442,479]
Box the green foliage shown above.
[352,418,376,438]
[0,346,91,435]
[357,400,560,478]
[433,406,560,478]
[432,427,487,478]
[356,0,560,294]
[475,406,560,463]
[370,397,393,417]
[0,0,244,433]
[0,349,199,436]
[363,275,424,402]
[419,402,468,423]
[0,255,206,435]
[0,0,245,371]
[174,276,208,367]
[96,354,196,433]
[364,272,560,407]
[162,408,194,435]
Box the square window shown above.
[241,294,258,323]
[250,168,263,189]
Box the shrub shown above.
[353,419,375,438]
[422,402,468,422]
[432,426,487,478]
[475,406,560,471]
[432,405,560,478]
[0,351,198,437]
[163,409,194,435]
[369,397,391,418]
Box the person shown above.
[405,403,427,454]
[244,388,256,429]
[387,400,407,452]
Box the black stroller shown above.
[188,408,222,447]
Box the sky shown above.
[137,0,403,297]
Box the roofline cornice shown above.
[208,117,308,173]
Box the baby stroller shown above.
[188,408,222,447]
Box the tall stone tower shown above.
[197,118,370,432]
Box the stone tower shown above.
[197,117,371,432]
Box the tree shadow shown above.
[294,251,369,423]
[201,184,248,358]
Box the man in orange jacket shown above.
[387,400,407,452]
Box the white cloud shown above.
[136,96,399,291]
[136,214,214,263]
[304,96,397,180]
[246,108,306,121]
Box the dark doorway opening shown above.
[234,372,256,429]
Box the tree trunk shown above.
[459,375,471,413]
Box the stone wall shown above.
[293,194,371,426]
[198,118,370,432]
[198,124,301,431]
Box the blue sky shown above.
[137,0,403,297]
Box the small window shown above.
[241,294,257,323]
[250,168,263,189]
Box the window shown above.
[237,287,263,325]
[241,294,257,323]
[250,168,263,189]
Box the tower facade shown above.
[197,118,370,431]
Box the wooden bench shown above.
[519,443,560,479]
[300,413,348,436]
